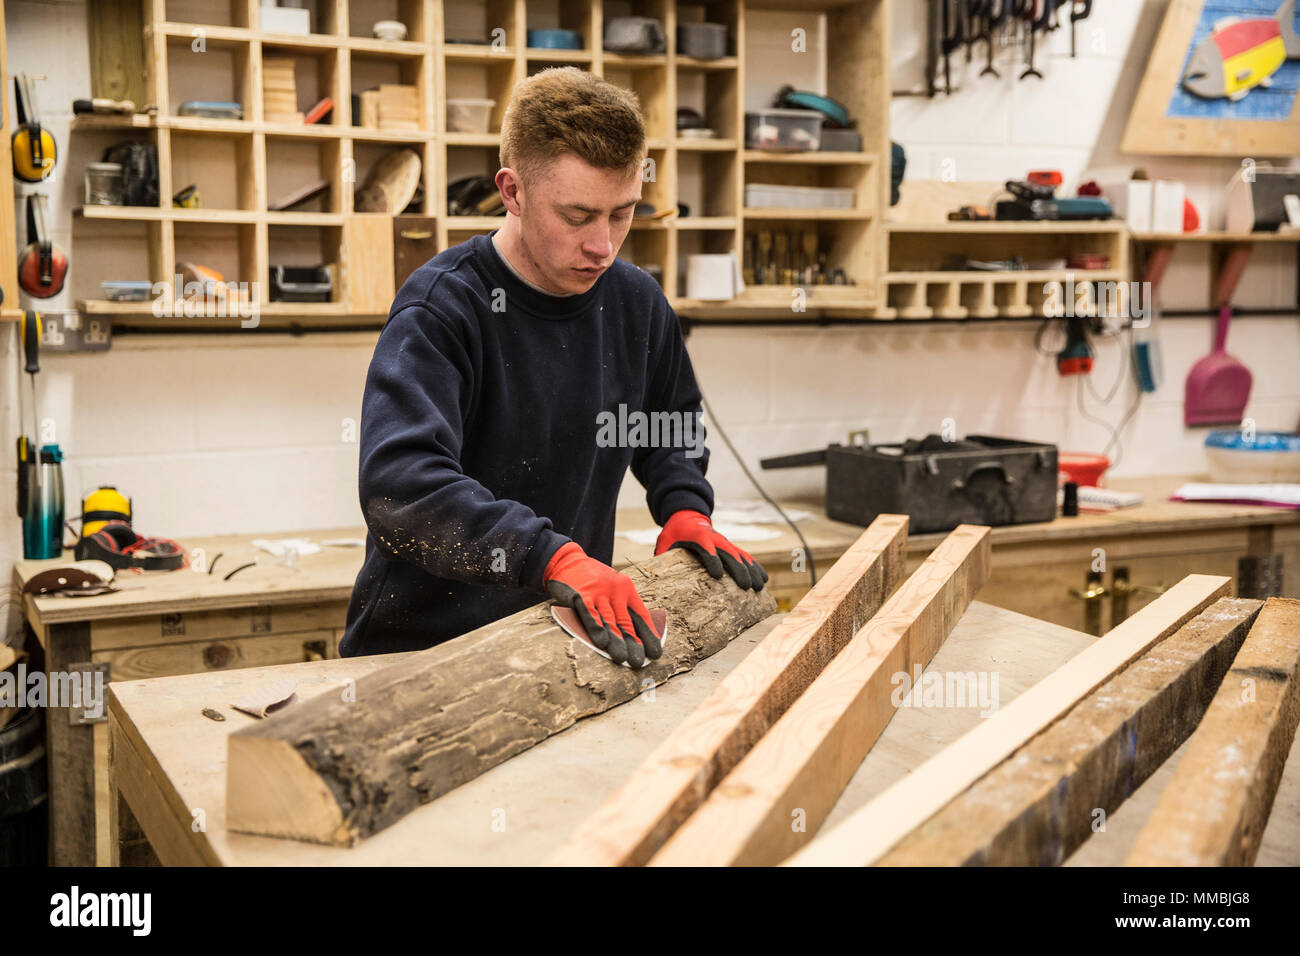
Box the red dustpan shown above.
[1184,304,1252,426]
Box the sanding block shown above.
[550,605,668,669]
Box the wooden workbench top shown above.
[107,598,1300,865]
[104,601,1069,865]
[21,474,1298,626]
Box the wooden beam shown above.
[88,0,146,110]
[226,550,776,846]
[649,524,991,866]
[548,515,909,866]
[787,573,1232,866]
[876,598,1263,865]
[1127,597,1300,866]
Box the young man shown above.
[341,68,766,666]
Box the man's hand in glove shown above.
[654,510,769,591]
[543,542,662,667]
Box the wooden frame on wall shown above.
[1122,0,1300,157]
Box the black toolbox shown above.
[269,265,333,303]
[762,434,1058,533]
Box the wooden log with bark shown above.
[875,597,1263,866]
[1127,596,1300,866]
[226,549,777,846]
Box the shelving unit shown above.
[1131,229,1300,312]
[68,0,889,328]
[870,221,1131,321]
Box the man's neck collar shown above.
[490,228,576,298]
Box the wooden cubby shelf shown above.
[70,0,890,328]
[873,221,1130,320]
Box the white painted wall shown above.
[1,0,1296,600]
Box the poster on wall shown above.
[1123,0,1300,156]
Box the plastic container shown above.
[527,28,582,49]
[447,98,495,133]
[1206,430,1300,483]
[1058,452,1110,487]
[677,22,727,59]
[101,280,153,301]
[744,183,854,209]
[745,108,821,152]
[84,162,124,205]
[819,128,862,152]
[177,101,243,120]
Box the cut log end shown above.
[227,735,352,846]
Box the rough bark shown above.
[876,597,1263,866]
[227,550,777,846]
[1127,597,1300,866]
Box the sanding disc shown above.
[551,605,668,669]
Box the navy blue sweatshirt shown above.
[340,232,715,657]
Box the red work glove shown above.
[655,510,768,592]
[543,542,662,667]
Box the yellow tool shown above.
[11,74,56,183]
[81,486,132,538]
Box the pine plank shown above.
[650,524,991,866]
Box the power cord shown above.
[699,392,818,587]
[1073,326,1143,470]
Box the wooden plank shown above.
[226,550,777,846]
[109,700,221,866]
[343,214,396,313]
[94,628,337,681]
[1127,597,1300,866]
[788,573,1232,866]
[45,621,96,866]
[91,601,347,651]
[548,515,909,866]
[649,525,991,866]
[876,598,1263,865]
[0,2,19,303]
[88,0,146,109]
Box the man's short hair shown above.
[499,67,646,184]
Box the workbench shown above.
[106,599,1299,865]
[19,473,1300,864]
[13,514,857,865]
[14,527,364,866]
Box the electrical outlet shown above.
[40,311,112,352]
